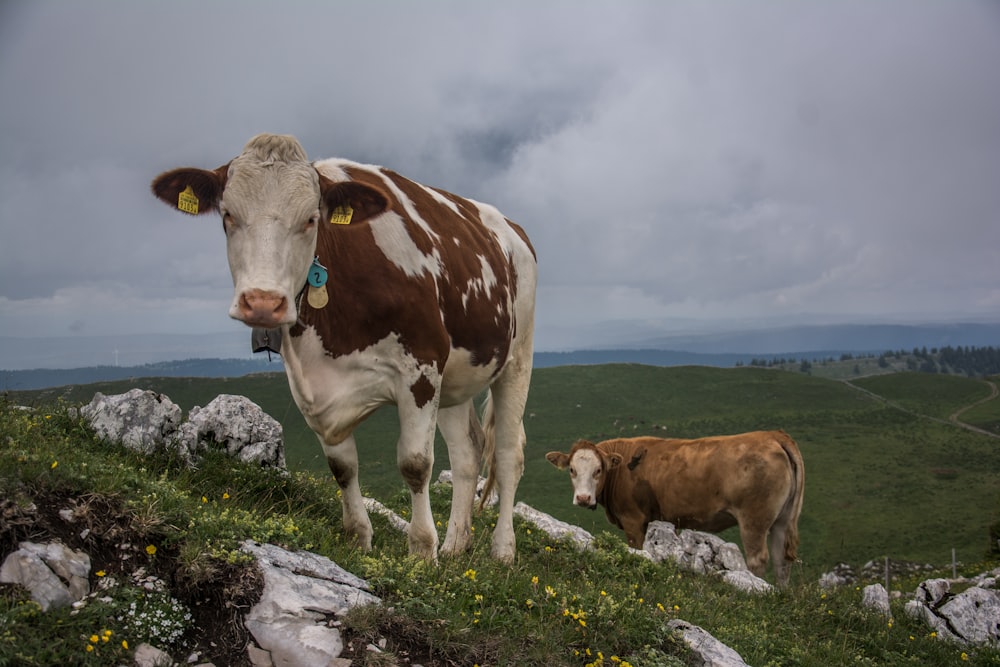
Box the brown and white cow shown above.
[152,134,536,562]
[546,431,804,584]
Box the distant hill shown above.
[1,357,282,391]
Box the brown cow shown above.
[546,431,804,584]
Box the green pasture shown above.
[11,365,1000,578]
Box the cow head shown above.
[151,133,389,328]
[545,440,624,509]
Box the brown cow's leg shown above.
[618,516,648,549]
[738,521,770,579]
[768,521,790,586]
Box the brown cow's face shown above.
[546,444,621,510]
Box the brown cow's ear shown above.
[606,453,624,470]
[545,452,570,470]
[318,174,390,226]
[151,164,228,215]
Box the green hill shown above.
[10,365,1000,576]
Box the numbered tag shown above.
[307,284,329,309]
[177,185,199,214]
[308,257,328,288]
[329,205,353,225]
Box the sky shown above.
[1,1,999,366]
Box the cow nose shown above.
[237,289,288,327]
[575,494,593,508]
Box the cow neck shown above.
[595,441,630,507]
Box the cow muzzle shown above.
[234,289,290,328]
[574,494,597,510]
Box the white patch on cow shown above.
[440,347,501,406]
[569,448,603,507]
[370,211,443,278]
[460,254,499,310]
[425,186,460,216]
[372,170,442,243]
[279,326,399,444]
[314,158,363,183]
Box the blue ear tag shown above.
[308,257,328,288]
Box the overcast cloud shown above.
[1,1,999,362]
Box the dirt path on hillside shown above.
[842,378,1000,439]
[949,379,999,437]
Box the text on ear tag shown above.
[177,185,199,214]
[307,284,329,309]
[329,205,353,225]
[308,257,328,288]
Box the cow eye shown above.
[304,212,320,231]
[569,467,576,477]
[592,470,600,479]
[222,212,236,233]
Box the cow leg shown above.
[437,401,484,556]
[768,521,790,586]
[487,361,531,562]
[396,376,441,560]
[322,434,373,550]
[738,521,771,579]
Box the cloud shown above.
[1,1,999,364]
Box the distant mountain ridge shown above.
[3,322,999,390]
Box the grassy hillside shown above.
[2,396,998,666]
[10,365,1000,577]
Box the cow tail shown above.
[777,431,805,563]
[477,391,497,512]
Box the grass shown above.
[12,366,1000,574]
[2,396,999,665]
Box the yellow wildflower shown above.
[51,461,58,469]
[145,544,157,556]
[223,492,230,499]
[122,640,129,649]
[89,635,99,643]
[96,570,106,577]
[86,645,94,653]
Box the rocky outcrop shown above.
[78,390,285,469]
[643,521,772,594]
[176,394,285,468]
[241,541,380,667]
[904,576,1000,646]
[0,541,90,611]
[667,619,750,667]
[79,389,183,455]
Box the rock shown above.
[818,562,856,589]
[722,570,773,594]
[513,502,594,550]
[0,541,91,611]
[436,469,497,506]
[905,578,1000,645]
[667,619,750,666]
[861,583,891,617]
[241,541,380,667]
[80,389,182,455]
[176,395,286,469]
[134,642,174,667]
[644,522,771,592]
[363,497,409,533]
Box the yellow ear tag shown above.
[307,284,329,309]
[177,185,199,214]
[329,205,353,225]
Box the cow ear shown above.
[318,174,390,226]
[545,452,570,470]
[606,453,624,470]
[151,164,228,215]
